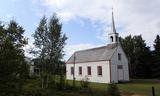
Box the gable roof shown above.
[66,43,118,64]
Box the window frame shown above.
[110,36,114,42]
[34,68,40,76]
[97,66,102,76]
[79,66,82,75]
[116,36,118,42]
[117,65,123,69]
[118,53,121,61]
[87,66,91,76]
[71,67,74,75]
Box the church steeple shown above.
[111,8,116,33]
[108,8,119,44]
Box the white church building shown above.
[66,11,129,83]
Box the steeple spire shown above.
[108,8,119,44]
[111,8,116,33]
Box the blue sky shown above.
[1,0,160,60]
[0,0,107,45]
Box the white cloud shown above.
[37,0,160,47]
[38,0,112,22]
[29,0,160,59]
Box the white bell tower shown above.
[108,9,119,44]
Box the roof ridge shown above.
[75,43,118,53]
[66,43,119,64]
[75,45,107,53]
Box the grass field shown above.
[68,79,160,96]
[23,78,160,96]
[118,79,160,96]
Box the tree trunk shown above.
[41,77,44,88]
[46,74,49,88]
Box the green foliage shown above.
[0,20,28,96]
[80,76,90,88]
[64,80,74,90]
[22,78,64,96]
[132,35,151,78]
[152,35,160,78]
[120,35,134,78]
[107,83,121,96]
[120,35,152,78]
[32,14,67,88]
[58,73,65,90]
[66,79,160,96]
[22,79,41,95]
[154,35,160,55]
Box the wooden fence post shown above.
[152,86,155,96]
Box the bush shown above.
[80,76,90,88]
[107,83,121,96]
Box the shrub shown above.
[80,76,90,88]
[58,73,65,90]
[107,83,121,96]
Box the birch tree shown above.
[32,14,67,88]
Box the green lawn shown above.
[118,79,160,96]
[23,78,160,96]
[68,79,160,96]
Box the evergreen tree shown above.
[120,35,134,78]
[154,35,160,55]
[133,35,151,78]
[0,20,28,96]
[121,35,152,78]
[152,35,160,78]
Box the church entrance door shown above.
[117,65,123,81]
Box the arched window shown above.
[116,36,118,42]
[110,36,113,42]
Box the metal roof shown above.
[66,43,118,64]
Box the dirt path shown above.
[122,92,145,96]
[131,95,145,96]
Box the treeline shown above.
[120,35,160,79]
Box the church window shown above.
[34,68,40,76]
[118,53,121,60]
[110,36,113,42]
[97,66,102,76]
[87,66,91,75]
[118,65,123,69]
[79,67,82,75]
[71,67,74,75]
[116,36,118,42]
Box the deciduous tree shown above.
[32,14,67,88]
